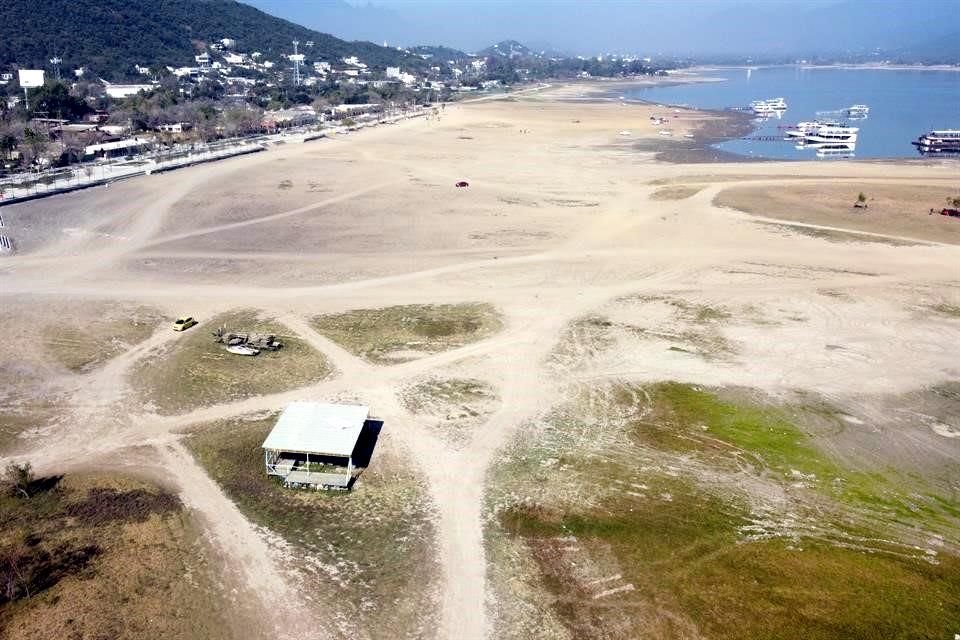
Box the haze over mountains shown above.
[248,0,959,60]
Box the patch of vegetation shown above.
[312,303,503,364]
[486,383,960,640]
[132,310,333,414]
[928,302,960,318]
[184,415,438,637]
[649,185,704,201]
[0,471,236,639]
[757,222,917,246]
[543,198,599,208]
[400,377,498,445]
[497,490,960,640]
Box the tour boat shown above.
[750,97,787,114]
[784,120,838,138]
[805,125,859,144]
[912,129,960,152]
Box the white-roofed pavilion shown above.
[262,402,370,490]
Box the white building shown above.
[220,38,237,48]
[385,66,401,79]
[103,83,155,99]
[195,53,211,68]
[223,53,245,65]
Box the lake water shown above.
[625,66,960,160]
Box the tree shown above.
[857,192,867,203]
[18,128,53,168]
[4,462,34,498]
[28,82,91,120]
[946,196,960,209]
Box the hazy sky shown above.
[246,0,957,56]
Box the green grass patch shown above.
[500,494,960,639]
[132,310,332,414]
[489,400,960,640]
[184,414,438,636]
[312,303,503,364]
[624,383,960,529]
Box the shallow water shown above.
[625,66,960,160]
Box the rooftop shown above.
[262,402,369,457]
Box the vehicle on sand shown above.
[173,316,198,331]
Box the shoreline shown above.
[689,63,960,73]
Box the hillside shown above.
[407,45,470,63]
[479,40,540,59]
[0,0,423,81]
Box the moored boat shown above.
[805,124,859,144]
[912,129,960,152]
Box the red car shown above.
[455,181,469,188]
[941,208,960,218]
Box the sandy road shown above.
[2,88,959,640]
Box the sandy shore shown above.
[2,85,958,640]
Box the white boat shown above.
[227,345,260,356]
[845,104,869,116]
[750,97,787,114]
[784,119,841,138]
[805,124,859,144]
[913,129,960,152]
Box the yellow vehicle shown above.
[173,316,198,331]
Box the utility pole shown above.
[292,40,302,87]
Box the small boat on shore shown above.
[227,344,260,356]
[912,129,960,152]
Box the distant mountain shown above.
[0,0,424,81]
[479,40,540,59]
[892,30,960,64]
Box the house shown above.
[103,82,155,99]
[261,106,318,129]
[156,122,193,134]
[262,402,371,490]
[83,136,153,160]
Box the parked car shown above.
[455,181,469,188]
[173,316,198,331]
